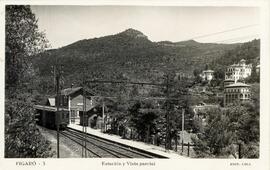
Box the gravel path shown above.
[38,126,81,158]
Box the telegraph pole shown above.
[53,63,65,158]
[54,64,63,158]
[181,108,185,147]
[81,69,88,158]
[56,70,60,158]
[83,87,87,157]
[102,99,105,132]
[82,87,85,158]
[165,74,171,150]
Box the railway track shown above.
[59,128,167,158]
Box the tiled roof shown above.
[47,98,55,106]
[61,87,82,96]
[225,82,250,88]
[60,86,96,97]
[34,105,69,112]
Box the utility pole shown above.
[105,100,108,132]
[82,70,88,158]
[238,143,242,159]
[83,87,87,157]
[165,74,171,150]
[54,64,63,158]
[181,108,185,149]
[81,117,84,157]
[56,69,60,158]
[102,99,105,132]
[82,87,84,157]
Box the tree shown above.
[204,64,209,70]
[129,100,159,142]
[192,107,235,157]
[193,68,201,78]
[193,68,202,84]
[246,66,260,83]
[6,5,48,88]
[5,5,52,157]
[159,71,193,149]
[192,102,259,158]
[212,68,225,87]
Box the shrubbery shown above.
[191,102,259,158]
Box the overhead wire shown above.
[214,34,259,44]
[183,24,259,41]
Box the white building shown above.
[224,82,251,106]
[225,59,252,82]
[200,70,214,82]
[256,64,260,74]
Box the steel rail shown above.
[61,130,125,158]
[66,128,154,158]
[63,130,128,158]
[59,131,102,157]
[61,131,121,158]
[66,127,168,158]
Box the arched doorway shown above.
[88,114,97,128]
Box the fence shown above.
[178,142,244,158]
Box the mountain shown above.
[32,28,258,95]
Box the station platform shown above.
[68,124,186,159]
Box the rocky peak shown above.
[120,28,148,39]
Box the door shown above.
[70,109,76,124]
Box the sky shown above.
[31,6,260,49]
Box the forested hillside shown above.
[210,39,260,70]
[32,28,258,96]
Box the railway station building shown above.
[34,86,115,130]
[79,98,115,130]
[57,86,96,124]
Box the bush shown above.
[5,93,53,158]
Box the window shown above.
[64,96,68,106]
[71,110,76,117]
[70,110,76,123]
